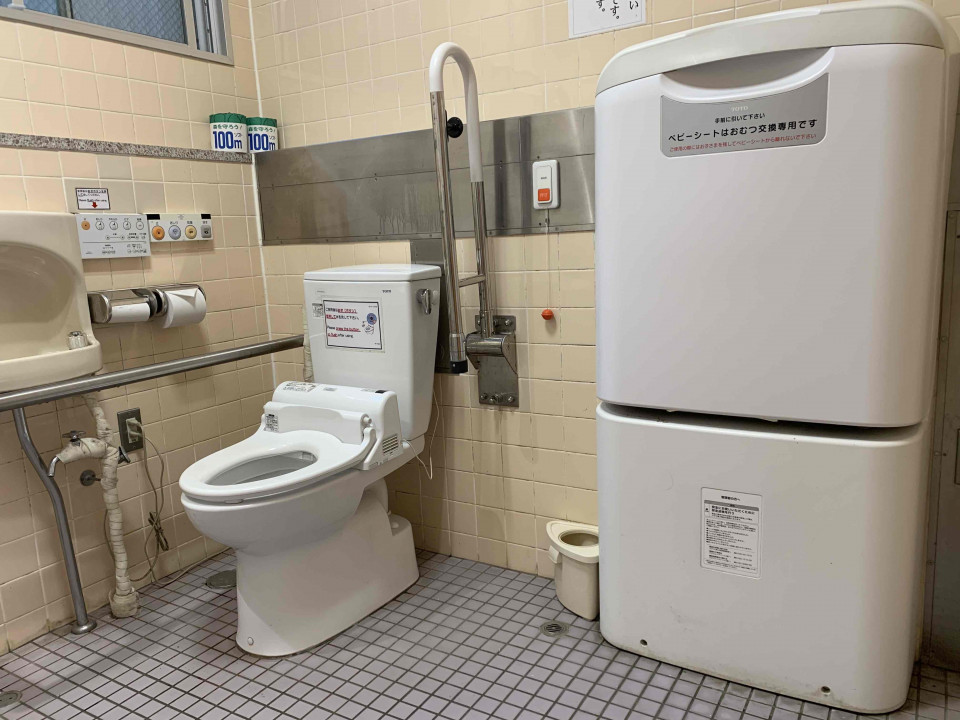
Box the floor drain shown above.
[0,691,21,708]
[539,621,570,638]
[205,570,236,589]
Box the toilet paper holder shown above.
[88,284,205,325]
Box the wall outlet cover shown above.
[117,408,144,453]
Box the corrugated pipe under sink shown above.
[49,396,140,618]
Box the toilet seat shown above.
[180,426,376,504]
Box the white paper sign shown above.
[569,0,646,38]
[321,300,383,350]
[701,488,762,578]
[75,187,110,210]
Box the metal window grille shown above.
[5,0,226,55]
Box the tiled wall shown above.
[0,2,257,146]
[0,3,270,652]
[251,0,960,149]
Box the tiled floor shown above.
[0,552,951,720]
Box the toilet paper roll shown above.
[106,302,152,324]
[159,287,206,328]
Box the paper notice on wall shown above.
[569,0,645,38]
[322,300,383,350]
[701,488,762,578]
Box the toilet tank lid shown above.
[596,0,960,95]
[304,264,441,282]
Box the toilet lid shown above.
[179,428,375,503]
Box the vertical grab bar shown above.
[429,42,490,371]
[14,409,96,634]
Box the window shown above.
[0,0,231,60]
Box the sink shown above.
[0,212,102,393]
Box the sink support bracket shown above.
[13,408,96,635]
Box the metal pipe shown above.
[430,88,468,372]
[14,409,96,635]
[471,180,492,339]
[458,275,486,288]
[0,336,304,413]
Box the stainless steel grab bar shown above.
[0,336,304,413]
[4,334,304,634]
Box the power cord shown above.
[107,418,217,588]
[103,418,168,583]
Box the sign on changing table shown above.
[569,0,645,38]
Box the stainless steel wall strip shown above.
[0,336,304,413]
[256,108,596,245]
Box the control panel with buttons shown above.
[75,213,151,259]
[146,213,213,243]
[532,159,560,210]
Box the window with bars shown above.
[1,0,230,58]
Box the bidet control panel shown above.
[75,213,151,259]
[146,213,213,242]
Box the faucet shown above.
[428,43,517,383]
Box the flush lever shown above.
[417,288,433,315]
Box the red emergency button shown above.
[538,188,551,202]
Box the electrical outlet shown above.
[117,408,143,453]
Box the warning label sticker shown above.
[264,413,279,432]
[661,74,828,157]
[321,300,383,350]
[701,488,762,578]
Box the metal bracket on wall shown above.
[474,315,519,407]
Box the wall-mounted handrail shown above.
[4,334,304,634]
[0,335,304,413]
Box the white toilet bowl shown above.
[180,383,421,656]
[181,264,442,656]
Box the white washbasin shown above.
[0,212,102,393]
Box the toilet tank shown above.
[304,264,441,441]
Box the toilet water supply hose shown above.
[54,396,140,618]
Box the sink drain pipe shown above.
[13,409,96,634]
[52,397,139,618]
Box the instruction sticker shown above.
[662,74,828,157]
[75,187,110,210]
[701,488,762,578]
[322,300,383,350]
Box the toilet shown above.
[179,264,441,656]
[547,521,600,621]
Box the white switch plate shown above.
[75,213,151,259]
[532,159,559,210]
[147,213,213,242]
